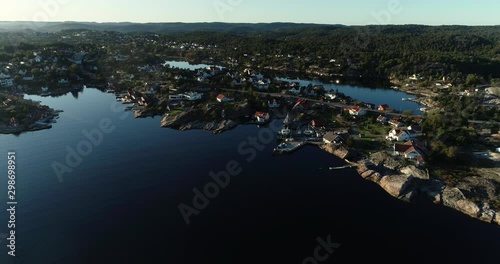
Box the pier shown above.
[273,141,307,154]
[329,165,354,170]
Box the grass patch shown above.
[352,139,385,154]
[168,109,184,116]
[429,165,470,185]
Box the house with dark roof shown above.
[408,125,423,134]
[377,115,388,124]
[323,131,350,145]
[323,132,337,144]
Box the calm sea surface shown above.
[0,87,498,264]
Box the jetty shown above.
[273,141,307,155]
[329,165,354,170]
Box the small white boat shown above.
[304,128,314,136]
[278,128,291,136]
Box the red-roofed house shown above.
[378,104,392,111]
[347,106,367,116]
[393,142,424,160]
[404,147,423,160]
[393,142,413,155]
[293,99,311,111]
[255,112,270,123]
[217,94,234,103]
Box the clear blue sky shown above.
[2,0,500,25]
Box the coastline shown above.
[0,110,60,135]
[320,144,500,226]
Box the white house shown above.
[404,147,423,160]
[393,143,423,160]
[387,129,410,142]
[18,69,27,76]
[324,93,336,100]
[496,147,500,153]
[41,87,49,92]
[35,56,43,63]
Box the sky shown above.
[2,0,500,25]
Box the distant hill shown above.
[0,22,346,34]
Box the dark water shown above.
[0,88,499,264]
[279,77,423,114]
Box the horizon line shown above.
[0,21,499,27]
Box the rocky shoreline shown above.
[0,110,60,135]
[160,111,239,134]
[321,144,500,226]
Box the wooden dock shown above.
[273,141,307,154]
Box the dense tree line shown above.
[159,25,500,83]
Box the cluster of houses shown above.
[393,140,427,165]
[0,73,13,87]
[121,90,158,107]
[378,114,426,163]
[0,97,53,128]
[0,47,92,91]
